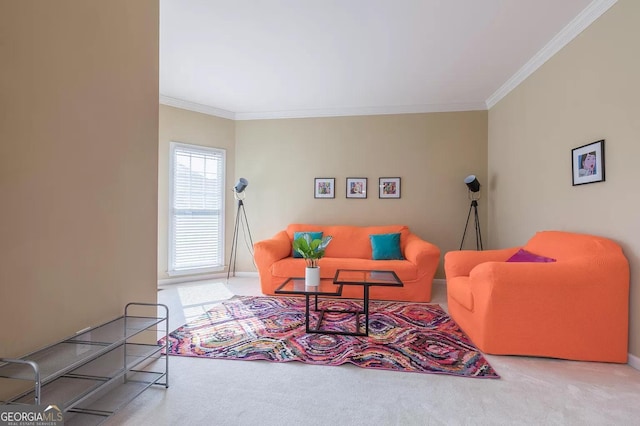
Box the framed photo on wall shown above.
[346,177,367,199]
[314,178,335,198]
[572,140,605,186]
[379,177,401,199]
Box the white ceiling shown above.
[159,0,614,120]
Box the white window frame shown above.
[168,142,226,275]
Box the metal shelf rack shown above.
[0,302,169,425]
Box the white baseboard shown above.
[628,353,640,371]
[158,273,227,286]
[232,271,259,278]
[158,271,259,286]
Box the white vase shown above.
[305,266,320,287]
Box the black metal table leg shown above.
[363,284,370,336]
[305,294,311,333]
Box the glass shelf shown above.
[68,316,165,345]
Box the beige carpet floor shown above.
[106,277,640,425]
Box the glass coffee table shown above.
[274,269,403,336]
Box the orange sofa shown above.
[444,231,629,363]
[254,224,441,302]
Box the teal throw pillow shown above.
[370,233,403,260]
[292,231,323,258]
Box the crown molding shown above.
[159,95,236,120]
[234,102,486,121]
[485,0,618,109]
[159,96,486,121]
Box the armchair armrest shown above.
[253,231,292,268]
[444,247,519,278]
[469,257,629,308]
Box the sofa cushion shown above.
[506,248,556,263]
[292,231,323,258]
[370,233,404,260]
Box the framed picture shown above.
[346,177,367,199]
[379,177,401,199]
[314,178,335,198]
[572,140,605,186]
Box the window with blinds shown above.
[169,142,226,275]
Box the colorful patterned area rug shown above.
[161,296,499,378]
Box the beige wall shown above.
[0,0,159,362]
[488,0,640,357]
[235,112,488,277]
[158,105,236,280]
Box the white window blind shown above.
[169,142,225,275]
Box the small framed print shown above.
[379,177,401,199]
[572,140,605,186]
[346,177,367,199]
[314,178,335,198]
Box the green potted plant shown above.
[292,233,332,286]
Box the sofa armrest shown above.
[403,234,441,266]
[444,247,519,278]
[253,231,292,268]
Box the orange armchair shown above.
[444,231,629,363]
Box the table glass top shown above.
[275,278,342,296]
[333,269,403,287]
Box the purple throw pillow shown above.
[506,249,556,263]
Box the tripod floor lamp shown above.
[459,175,484,251]
[227,178,254,280]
